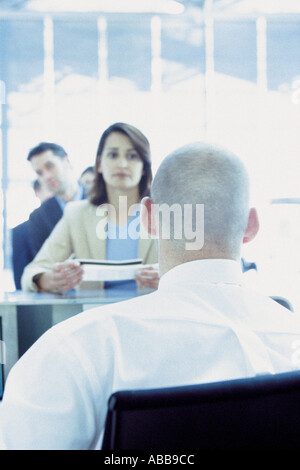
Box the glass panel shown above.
[0,19,44,180]
[0,19,44,94]
[214,20,257,83]
[161,13,205,89]
[53,19,98,78]
[267,20,300,91]
[158,12,206,157]
[53,18,100,172]
[107,14,152,91]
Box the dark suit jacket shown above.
[12,221,35,290]
[12,187,86,290]
[28,197,63,256]
[28,187,86,256]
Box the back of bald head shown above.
[151,142,250,256]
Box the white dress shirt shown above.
[1,259,300,450]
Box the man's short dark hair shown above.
[27,142,68,161]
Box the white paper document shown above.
[76,259,143,282]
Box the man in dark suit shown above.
[12,221,34,290]
[11,143,86,289]
[11,179,52,290]
[27,142,86,256]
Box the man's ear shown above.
[140,197,157,237]
[243,207,259,244]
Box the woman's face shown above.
[98,132,144,193]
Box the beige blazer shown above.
[21,200,158,292]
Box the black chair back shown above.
[102,370,300,450]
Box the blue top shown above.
[105,208,140,294]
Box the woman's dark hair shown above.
[89,122,152,206]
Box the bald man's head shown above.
[150,142,251,258]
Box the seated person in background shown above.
[2,141,300,450]
[11,179,53,290]
[12,222,34,290]
[27,142,86,257]
[79,166,95,193]
[21,122,159,293]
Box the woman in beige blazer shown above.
[21,122,158,293]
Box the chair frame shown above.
[102,370,300,450]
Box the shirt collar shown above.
[55,184,84,211]
[159,259,243,289]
